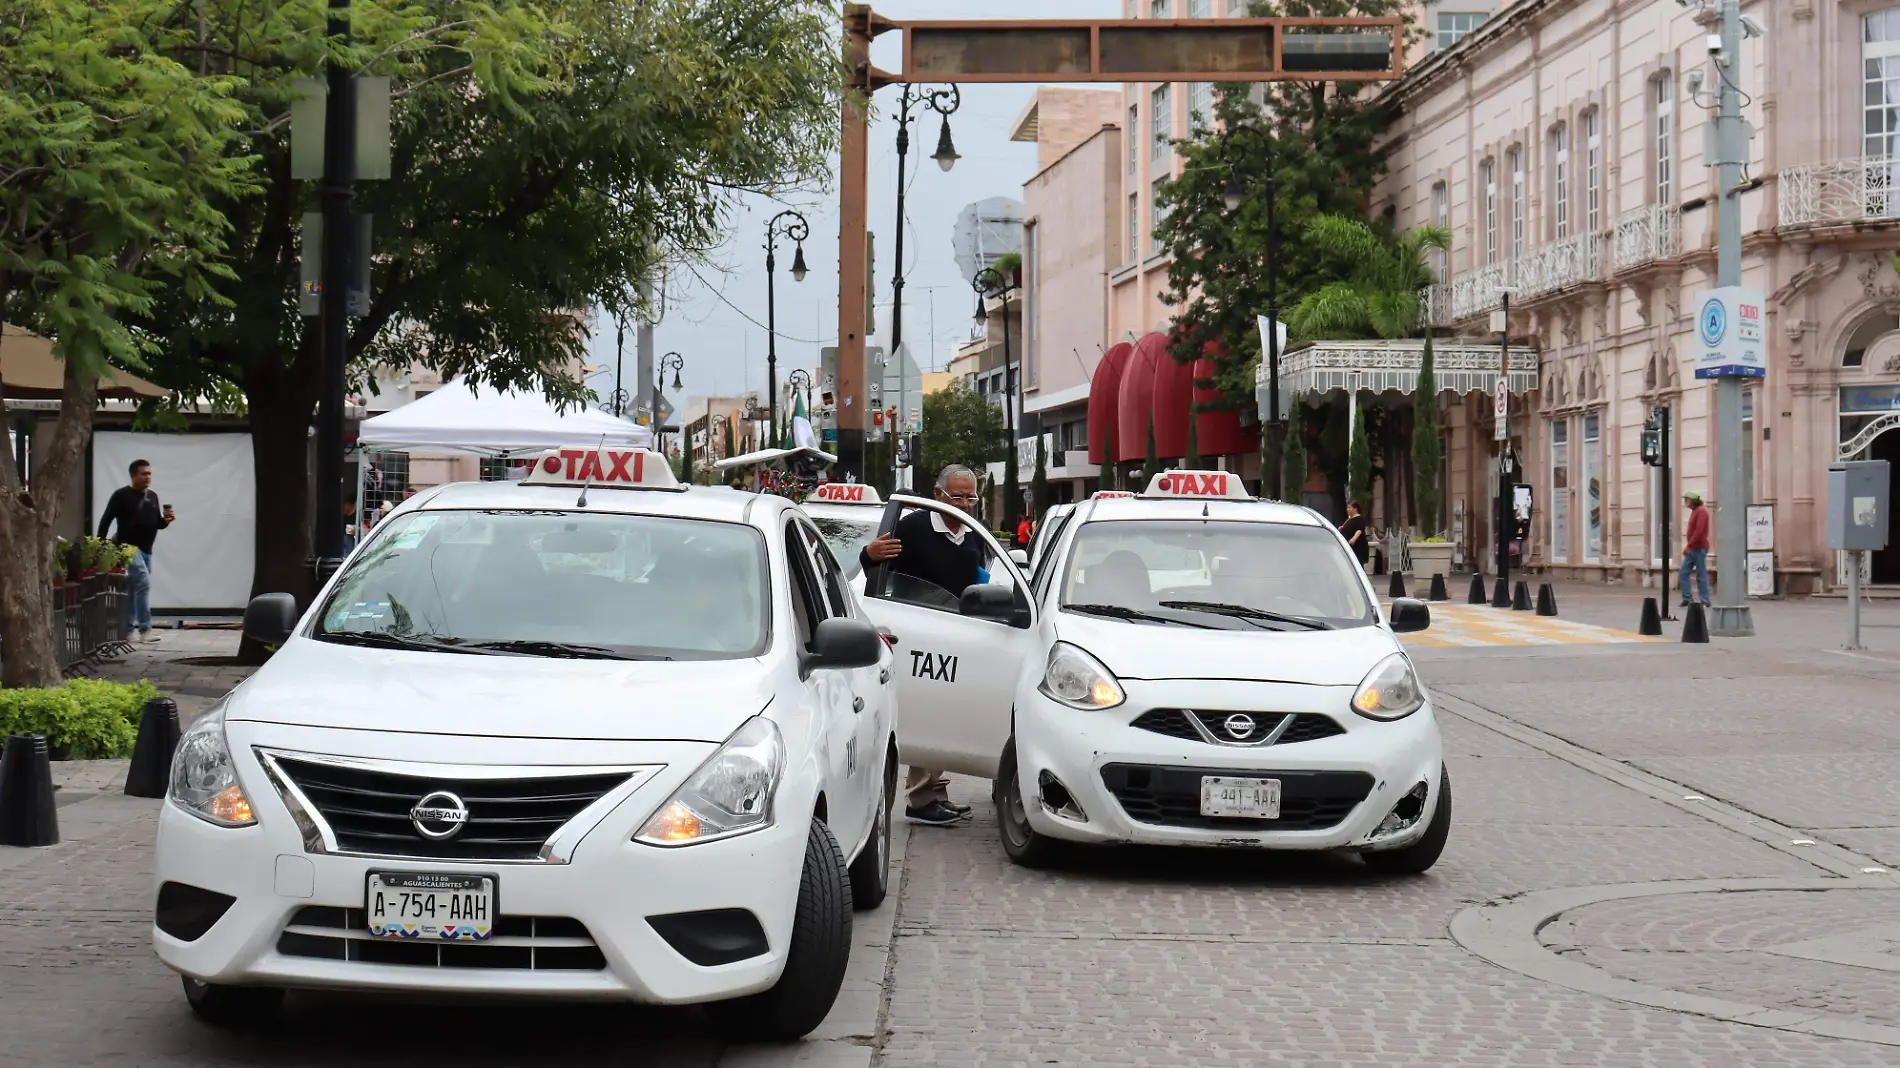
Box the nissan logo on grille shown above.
[1222,714,1257,740]
[409,791,470,840]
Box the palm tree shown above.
[1286,216,1451,341]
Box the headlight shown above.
[1350,653,1426,721]
[167,701,257,827]
[1039,642,1125,710]
[636,716,784,847]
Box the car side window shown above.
[783,524,829,651]
[1031,522,1066,605]
[867,503,1007,615]
[797,521,852,618]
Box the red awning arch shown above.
[1116,332,1169,463]
[1086,341,1132,465]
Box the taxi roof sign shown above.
[1091,490,1135,500]
[1141,470,1254,501]
[521,447,683,491]
[809,482,883,506]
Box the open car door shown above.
[857,494,1037,779]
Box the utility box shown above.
[1826,460,1891,551]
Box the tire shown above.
[711,818,854,1041]
[181,975,283,1027]
[847,749,896,910]
[1361,768,1452,876]
[994,738,1066,869]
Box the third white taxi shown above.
[852,471,1448,874]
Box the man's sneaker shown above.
[942,800,973,817]
[905,801,963,826]
[140,630,161,643]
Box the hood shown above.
[1055,613,1401,687]
[226,637,773,742]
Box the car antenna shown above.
[576,433,607,508]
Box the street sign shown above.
[290,77,392,181]
[1693,286,1766,379]
[653,392,675,425]
[1493,379,1508,441]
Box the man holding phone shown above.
[98,458,174,643]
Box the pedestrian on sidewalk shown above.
[1339,500,1369,574]
[98,459,173,643]
[1015,513,1033,550]
[1681,490,1711,607]
[861,463,986,827]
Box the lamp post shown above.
[654,351,682,456]
[744,396,762,454]
[610,312,632,418]
[1492,287,1519,608]
[764,210,810,437]
[787,368,812,449]
[889,84,960,490]
[974,265,1021,522]
[1220,122,1283,499]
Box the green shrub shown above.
[0,679,160,759]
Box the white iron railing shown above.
[1515,230,1600,299]
[1612,205,1680,272]
[1780,156,1900,227]
[1450,261,1511,321]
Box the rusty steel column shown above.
[837,5,877,482]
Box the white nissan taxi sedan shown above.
[852,471,1447,874]
[800,481,887,591]
[154,448,897,1040]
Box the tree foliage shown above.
[1348,399,1372,509]
[1280,403,1307,503]
[918,383,1004,492]
[1285,215,1449,341]
[1412,332,1442,533]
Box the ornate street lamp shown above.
[889,84,959,489]
[653,350,683,454]
[973,264,1022,521]
[764,209,810,434]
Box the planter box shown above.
[1408,542,1455,580]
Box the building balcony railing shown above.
[1515,230,1600,300]
[1780,156,1900,228]
[1611,205,1680,273]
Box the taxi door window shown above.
[796,521,852,617]
[869,503,1009,615]
[783,524,830,650]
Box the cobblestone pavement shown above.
[1389,602,1661,648]
[5,600,1899,1066]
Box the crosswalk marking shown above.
[1385,602,1660,648]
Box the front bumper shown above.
[153,724,809,1004]
[1014,679,1443,850]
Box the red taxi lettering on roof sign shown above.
[811,482,882,505]
[1091,490,1134,500]
[523,447,679,490]
[1142,470,1252,500]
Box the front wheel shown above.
[710,818,853,1041]
[847,750,896,910]
[1361,768,1452,876]
[994,738,1066,869]
[181,975,283,1027]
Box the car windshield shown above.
[315,509,769,660]
[1059,520,1375,630]
[811,515,879,579]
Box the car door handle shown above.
[852,696,865,714]
[879,668,890,684]
[878,628,898,646]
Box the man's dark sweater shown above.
[861,509,985,597]
[99,487,169,554]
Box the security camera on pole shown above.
[1682,0,1764,637]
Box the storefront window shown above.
[1550,419,1569,563]
[1583,413,1602,563]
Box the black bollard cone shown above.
[1639,597,1663,636]
[1388,571,1407,599]
[1429,574,1449,602]
[1491,577,1511,608]
[1536,583,1559,617]
[1511,580,1533,611]
[1468,574,1488,604]
[0,733,59,847]
[125,697,182,798]
[1680,602,1710,644]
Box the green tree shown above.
[131,0,838,661]
[1098,423,1115,491]
[918,383,1004,488]
[1031,430,1048,519]
[0,0,255,686]
[1285,215,1449,341]
[681,431,695,485]
[1348,398,1372,509]
[1279,402,1306,503]
[1412,332,1442,533]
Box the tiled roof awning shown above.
[1266,339,1540,400]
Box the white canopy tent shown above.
[354,379,650,524]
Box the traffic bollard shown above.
[1468,574,1488,605]
[1511,580,1533,611]
[1491,577,1511,609]
[1639,597,1663,636]
[1429,574,1449,602]
[1535,583,1558,617]
[1388,571,1407,599]
[1681,602,1710,644]
[0,733,59,847]
[125,696,182,799]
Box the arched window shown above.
[1550,123,1570,239]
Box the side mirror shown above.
[959,583,1014,621]
[1388,597,1432,634]
[806,617,883,672]
[1008,548,1029,568]
[243,592,299,646]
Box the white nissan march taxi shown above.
[854,471,1447,874]
[154,448,897,1040]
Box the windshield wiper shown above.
[1158,600,1333,631]
[458,639,649,661]
[317,631,470,652]
[1063,603,1215,629]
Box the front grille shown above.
[1129,709,1348,747]
[278,906,606,970]
[274,758,630,861]
[1099,764,1374,832]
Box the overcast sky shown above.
[581,0,1119,420]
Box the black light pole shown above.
[890,84,960,488]
[1220,122,1282,500]
[764,210,810,438]
[610,314,631,417]
[973,266,1021,521]
[1493,288,1517,608]
[654,351,682,455]
[787,368,812,449]
[314,0,357,580]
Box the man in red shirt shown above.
[1680,490,1711,608]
